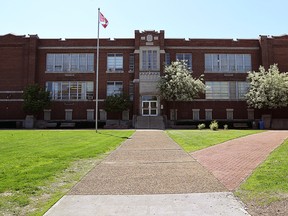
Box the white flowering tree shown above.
[245,64,288,109]
[157,60,205,121]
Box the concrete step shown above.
[135,116,165,129]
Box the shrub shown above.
[224,124,228,130]
[198,123,206,130]
[209,120,218,131]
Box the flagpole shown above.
[95,8,100,132]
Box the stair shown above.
[135,116,165,129]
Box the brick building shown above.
[0,30,288,129]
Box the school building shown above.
[0,30,288,129]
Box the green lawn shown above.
[236,138,288,205]
[166,129,264,152]
[0,130,134,216]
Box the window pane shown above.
[244,54,252,71]
[46,54,54,72]
[129,53,134,72]
[70,82,78,100]
[220,54,228,72]
[238,82,249,99]
[63,54,70,72]
[212,54,219,71]
[229,81,236,99]
[205,54,212,71]
[70,54,79,71]
[206,81,229,99]
[87,54,94,71]
[228,54,236,71]
[165,53,170,65]
[79,54,87,71]
[107,54,123,72]
[152,50,157,69]
[62,82,69,100]
[55,54,63,72]
[176,53,192,70]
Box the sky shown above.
[1,0,288,40]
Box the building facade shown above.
[1,30,288,128]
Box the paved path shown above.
[69,130,226,195]
[45,130,288,216]
[192,131,288,190]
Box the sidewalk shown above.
[44,130,288,216]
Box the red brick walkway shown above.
[191,131,288,191]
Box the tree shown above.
[23,84,51,116]
[245,64,288,109]
[157,60,205,120]
[104,94,130,122]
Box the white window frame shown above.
[206,81,249,100]
[46,81,93,101]
[46,53,94,73]
[205,109,213,120]
[205,54,251,73]
[107,53,123,72]
[140,47,160,71]
[106,81,123,96]
[176,53,192,71]
[129,53,134,72]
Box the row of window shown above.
[46,81,94,100]
[206,81,249,99]
[45,81,248,101]
[46,54,94,72]
[45,52,252,73]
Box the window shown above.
[46,53,94,73]
[226,109,234,120]
[107,53,123,72]
[129,81,134,101]
[206,81,249,100]
[176,53,192,70]
[205,54,251,72]
[46,81,93,100]
[107,81,123,96]
[129,53,134,72]
[206,81,229,99]
[237,82,249,99]
[205,109,213,120]
[141,50,158,70]
[165,53,171,65]
[192,109,200,121]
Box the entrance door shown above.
[141,96,158,116]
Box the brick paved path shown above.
[191,131,288,190]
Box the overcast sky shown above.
[1,0,287,39]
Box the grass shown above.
[166,129,264,152]
[236,138,288,206]
[0,130,134,216]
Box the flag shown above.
[99,12,108,28]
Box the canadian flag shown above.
[99,12,108,28]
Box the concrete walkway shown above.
[44,130,288,216]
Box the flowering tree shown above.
[245,64,288,109]
[157,60,205,120]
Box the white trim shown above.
[38,46,135,50]
[0,91,23,93]
[165,46,259,50]
[0,99,24,101]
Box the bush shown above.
[224,124,228,130]
[209,120,218,131]
[198,123,206,130]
